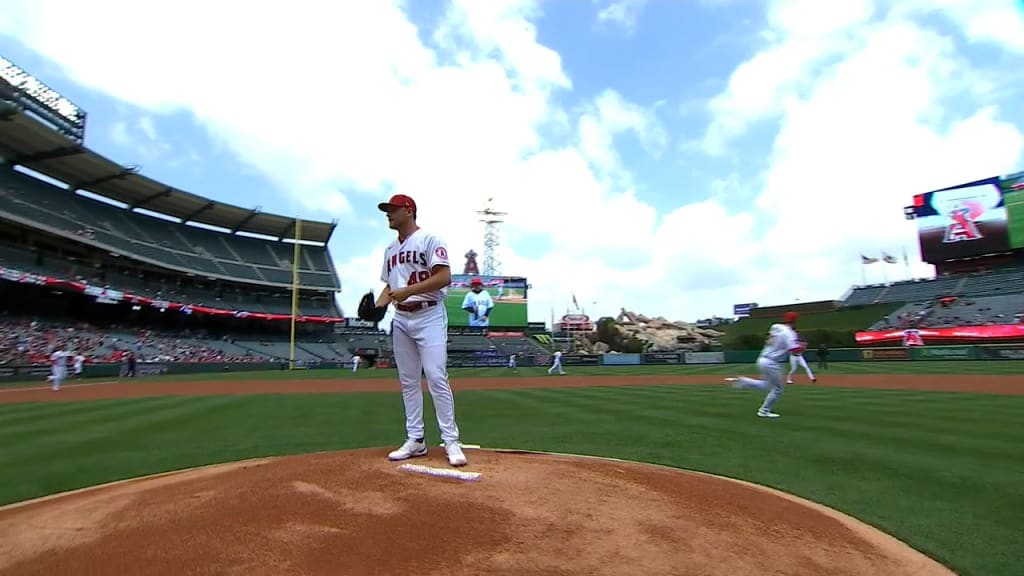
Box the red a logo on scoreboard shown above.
[943,208,983,243]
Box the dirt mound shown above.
[0,448,955,576]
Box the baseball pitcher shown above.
[358,193,468,468]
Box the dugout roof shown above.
[0,107,337,244]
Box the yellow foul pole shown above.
[289,218,302,370]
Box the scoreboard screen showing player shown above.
[913,177,1011,262]
[446,274,528,328]
[1002,171,1024,249]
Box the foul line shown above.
[0,379,122,394]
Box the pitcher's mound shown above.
[0,448,954,576]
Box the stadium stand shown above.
[842,264,1024,307]
[0,169,339,290]
[0,90,368,372]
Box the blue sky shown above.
[2,0,1023,325]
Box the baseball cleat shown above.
[388,439,428,461]
[444,441,468,467]
[724,377,743,389]
[756,410,781,418]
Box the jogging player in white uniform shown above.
[548,350,565,375]
[73,353,85,377]
[786,332,816,384]
[373,194,467,467]
[351,355,360,373]
[49,348,69,391]
[726,311,802,418]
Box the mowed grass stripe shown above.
[0,396,241,467]
[0,396,205,442]
[0,397,138,423]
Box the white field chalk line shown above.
[397,463,482,482]
[0,379,122,393]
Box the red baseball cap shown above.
[471,278,483,285]
[378,194,416,213]
[783,311,799,323]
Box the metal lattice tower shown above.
[477,197,507,277]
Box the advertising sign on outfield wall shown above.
[602,353,642,366]
[562,354,602,366]
[912,346,975,360]
[684,351,725,364]
[643,352,681,365]
[860,348,910,361]
[448,357,510,368]
[977,344,1024,360]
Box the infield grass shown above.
[1,362,1022,576]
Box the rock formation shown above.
[570,308,725,353]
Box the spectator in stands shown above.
[817,344,829,370]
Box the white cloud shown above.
[594,0,649,31]
[1,0,1022,328]
[702,0,1024,303]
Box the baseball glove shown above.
[358,291,387,323]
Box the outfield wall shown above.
[2,344,1020,383]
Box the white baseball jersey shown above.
[759,323,798,363]
[380,229,450,304]
[50,351,68,372]
[462,289,493,325]
[74,355,85,373]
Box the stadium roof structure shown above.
[0,106,338,245]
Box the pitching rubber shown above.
[397,463,483,482]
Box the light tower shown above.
[477,197,507,277]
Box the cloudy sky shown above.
[2,0,1023,324]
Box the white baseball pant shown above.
[391,304,460,444]
[733,357,785,413]
[787,354,815,382]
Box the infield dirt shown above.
[0,448,958,576]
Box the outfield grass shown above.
[1,362,1022,576]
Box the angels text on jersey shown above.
[381,230,451,301]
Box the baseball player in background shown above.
[351,355,360,373]
[372,194,467,467]
[725,311,802,418]
[49,347,69,391]
[73,353,85,378]
[547,349,565,375]
[461,278,493,327]
[786,333,816,384]
[508,353,518,372]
